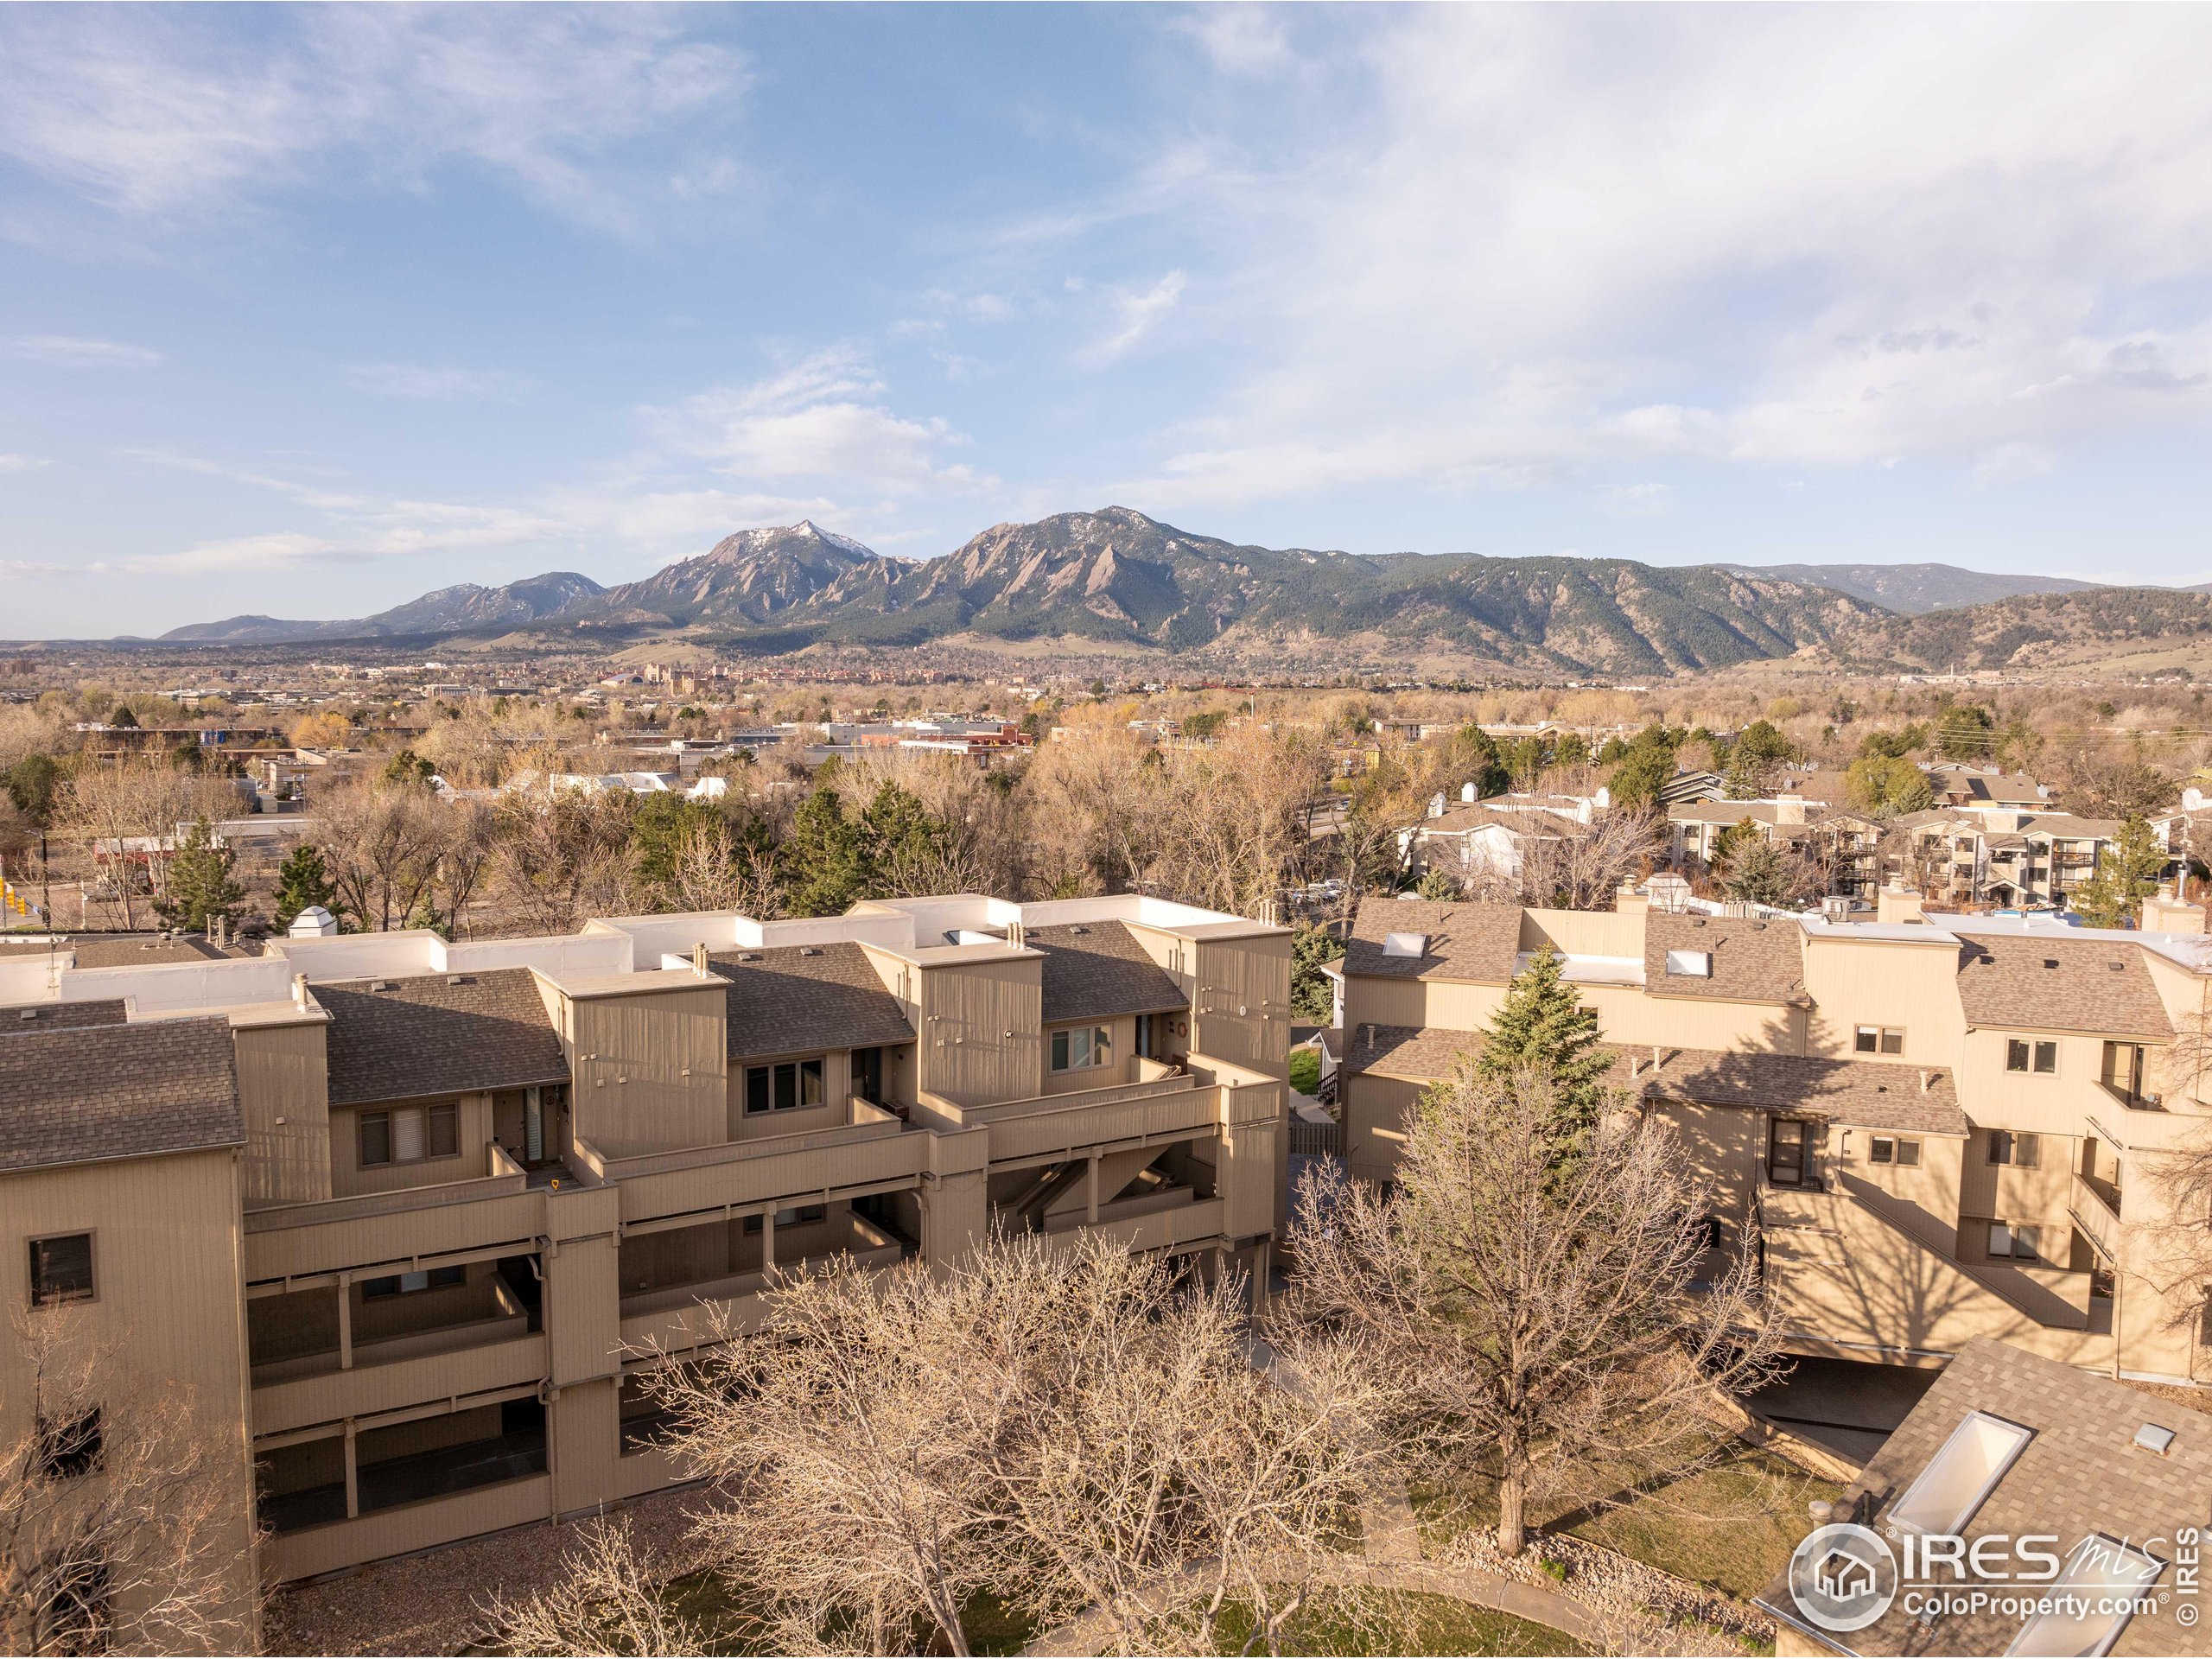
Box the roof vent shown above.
[799,946,823,957]
[17,1008,37,1020]
[1381,931,1427,958]
[2134,1422,2177,1457]
[1690,917,1707,928]
[2108,961,2126,972]
[737,951,763,963]
[1071,925,1090,935]
[369,979,392,993]
[446,974,467,987]
[1751,921,1767,931]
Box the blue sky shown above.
[4,4,2212,638]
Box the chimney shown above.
[1007,917,1027,949]
[1877,883,1924,926]
[290,972,308,1012]
[1986,808,2024,833]
[692,942,710,976]
[1461,780,1478,803]
[1774,793,1808,826]
[2141,884,2208,935]
[1615,880,1649,917]
[1427,791,1446,819]
[1920,1070,1936,1094]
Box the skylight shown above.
[1381,931,1428,958]
[1888,1410,2034,1537]
[1663,949,1713,978]
[2004,1534,2162,1656]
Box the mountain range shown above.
[143,507,2174,677]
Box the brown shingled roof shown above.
[1954,935,2173,1039]
[1757,1337,2211,1656]
[318,968,570,1106]
[1643,912,1811,1007]
[1026,921,1186,1023]
[0,1015,244,1173]
[1342,898,1524,982]
[0,1000,129,1033]
[1345,1026,1964,1134]
[710,942,915,1060]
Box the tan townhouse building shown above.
[1666,795,1885,896]
[0,892,1290,1629]
[1891,807,2120,907]
[1337,887,2212,1390]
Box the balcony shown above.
[245,1142,543,1284]
[2068,1170,2122,1262]
[925,1070,1219,1166]
[617,1208,914,1352]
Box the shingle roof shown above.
[1954,936,2173,1039]
[318,968,570,1106]
[0,1016,244,1173]
[1342,898,1524,982]
[0,1000,129,1033]
[709,942,915,1059]
[1643,912,1811,1007]
[1345,1026,1964,1134]
[1756,1337,2212,1656]
[1026,922,1186,1023]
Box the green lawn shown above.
[1211,1588,1578,1657]
[1413,1441,1840,1602]
[1290,1047,1322,1095]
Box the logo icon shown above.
[1789,1523,1898,1633]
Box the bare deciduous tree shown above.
[1462,808,1659,910]
[480,1517,708,1657]
[316,774,453,932]
[51,758,228,931]
[1287,1066,1782,1558]
[0,1310,255,1656]
[484,791,635,935]
[500,1235,1379,1658]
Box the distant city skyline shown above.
[3,4,2211,637]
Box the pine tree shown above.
[1475,945,1613,1137]
[1724,840,1792,906]
[156,817,245,932]
[781,784,868,917]
[272,842,337,931]
[2070,817,2166,928]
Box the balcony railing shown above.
[2069,1170,2122,1262]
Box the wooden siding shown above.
[234,1020,333,1206]
[569,984,729,1157]
[1192,936,1291,1079]
[918,957,1044,1106]
[261,1472,553,1582]
[548,1231,622,1389]
[251,1332,547,1438]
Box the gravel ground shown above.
[263,1484,720,1657]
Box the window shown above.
[1987,1222,2042,1262]
[29,1234,93,1307]
[2005,1038,2058,1075]
[1868,1137,1923,1167]
[360,1265,467,1298]
[1987,1130,2040,1168]
[1051,1025,1112,1073]
[358,1103,459,1166]
[36,1408,102,1480]
[743,1057,825,1115]
[1663,949,1713,978]
[1854,1025,1905,1056]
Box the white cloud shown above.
[0,452,48,473]
[1099,8,2212,505]
[1604,481,1675,517]
[1081,270,1186,366]
[1171,9,1295,78]
[0,8,746,233]
[646,346,996,493]
[9,334,162,365]
[343,362,526,400]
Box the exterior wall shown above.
[234,1018,334,1206]
[567,984,729,1157]
[328,1093,495,1198]
[2,1147,259,1646]
[1193,934,1292,1081]
[1041,1013,1139,1096]
[918,956,1045,1106]
[1582,987,1806,1052]
[1801,936,1966,1067]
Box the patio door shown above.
[1768,1118,1810,1188]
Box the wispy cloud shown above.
[0,452,49,473]
[343,362,526,400]
[9,334,162,366]
[1080,270,1186,366]
[0,8,747,234]
[646,346,997,493]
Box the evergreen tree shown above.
[381,748,436,789]
[2070,817,2166,928]
[272,842,337,930]
[1724,840,1792,906]
[1289,924,1344,1024]
[156,817,245,932]
[1476,946,1613,1137]
[782,784,868,916]
[1415,866,1459,900]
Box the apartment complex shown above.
[1337,886,2212,1389]
[1665,795,1886,895]
[0,893,1291,1619]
